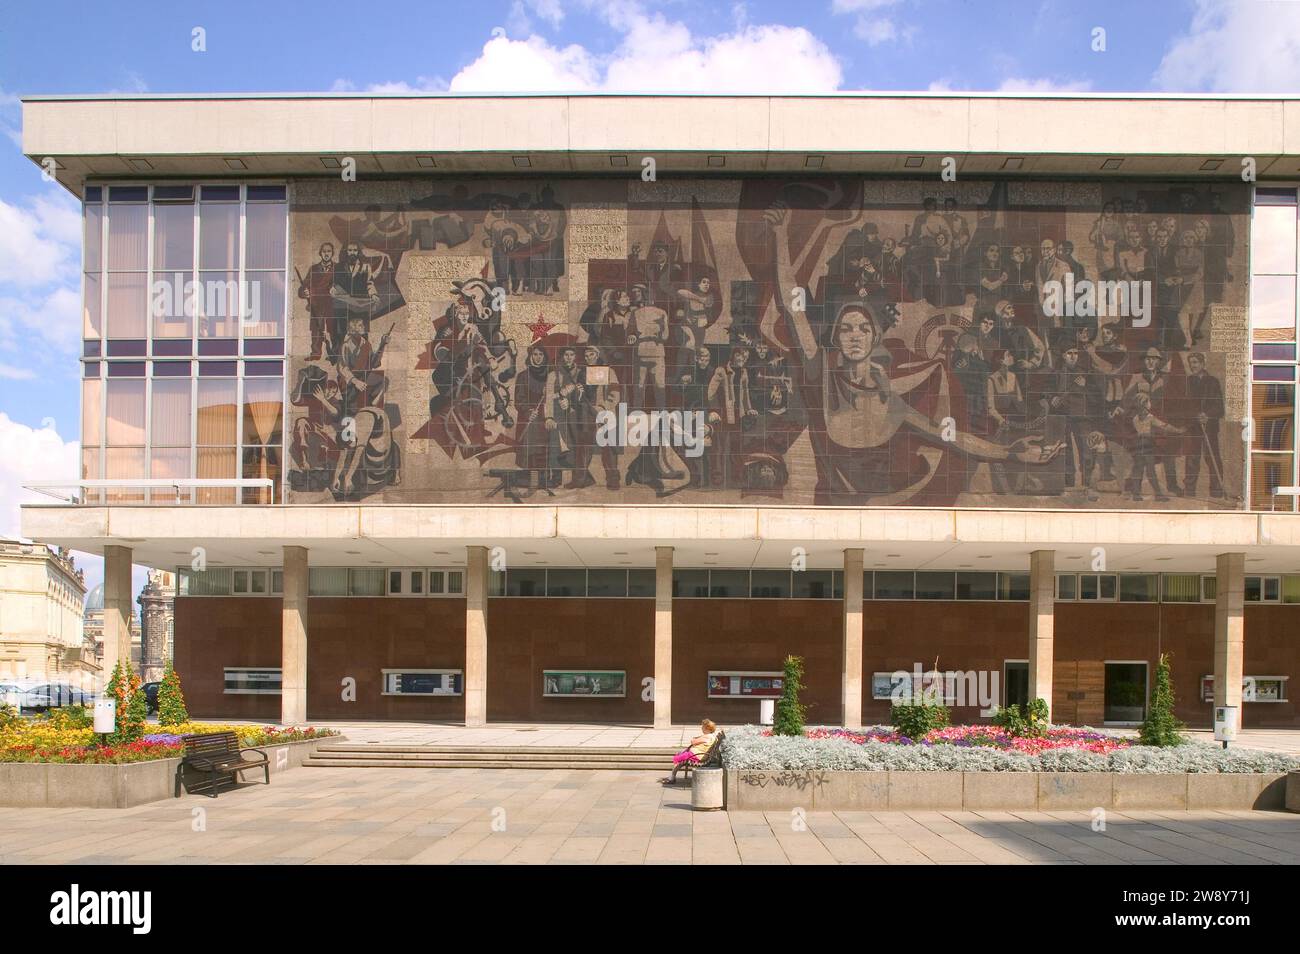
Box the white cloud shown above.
[0,413,79,539]
[0,363,37,381]
[927,76,1092,94]
[447,7,843,93]
[1156,0,1300,92]
[450,36,600,92]
[831,0,911,48]
[997,77,1093,93]
[0,192,80,288]
[0,189,82,370]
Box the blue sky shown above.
[0,0,1297,594]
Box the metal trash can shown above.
[691,766,725,811]
[759,698,775,726]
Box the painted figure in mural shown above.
[296,242,337,362]
[766,201,1063,505]
[289,366,341,491]
[329,242,380,359]
[544,346,592,487]
[1127,391,1184,502]
[985,349,1026,495]
[705,342,758,487]
[332,318,401,499]
[629,287,669,407]
[1123,346,1180,496]
[580,344,623,491]
[513,343,555,483]
[1183,351,1227,499]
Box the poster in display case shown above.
[542,670,626,697]
[381,669,463,696]
[707,671,784,699]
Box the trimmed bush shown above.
[157,659,189,726]
[1140,653,1185,747]
[772,655,807,737]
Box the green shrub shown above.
[993,697,1051,738]
[157,659,189,726]
[772,655,807,737]
[0,703,20,729]
[890,701,950,740]
[45,705,92,731]
[1140,653,1185,747]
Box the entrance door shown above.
[1104,662,1149,724]
[1004,661,1028,709]
[1052,661,1105,725]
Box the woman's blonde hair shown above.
[702,719,717,733]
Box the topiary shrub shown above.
[157,659,189,726]
[1140,652,1185,747]
[772,654,807,736]
[105,660,146,745]
[890,701,950,740]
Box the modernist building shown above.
[0,539,94,686]
[18,92,1300,729]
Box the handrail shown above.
[23,478,276,505]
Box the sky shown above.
[0,0,1298,596]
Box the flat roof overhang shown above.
[21,92,1300,195]
[19,504,1300,574]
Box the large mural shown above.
[287,178,1248,509]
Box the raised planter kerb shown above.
[724,769,1291,812]
[0,734,344,810]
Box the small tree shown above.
[772,654,807,736]
[1140,653,1185,747]
[104,659,145,744]
[157,659,189,726]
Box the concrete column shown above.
[1213,552,1245,712]
[281,546,308,725]
[1027,550,1055,718]
[465,545,490,727]
[842,548,864,729]
[102,545,133,670]
[654,547,673,729]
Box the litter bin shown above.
[759,698,775,726]
[691,766,725,811]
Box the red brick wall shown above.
[485,598,654,722]
[672,599,843,727]
[173,596,1300,727]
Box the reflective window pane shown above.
[1252,204,1297,275]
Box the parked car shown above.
[0,683,25,708]
[21,684,94,711]
[141,682,161,715]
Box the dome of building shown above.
[84,582,104,613]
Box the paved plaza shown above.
[2,764,1298,865]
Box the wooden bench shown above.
[669,730,725,784]
[175,731,270,799]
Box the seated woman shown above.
[664,720,720,785]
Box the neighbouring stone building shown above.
[0,538,96,688]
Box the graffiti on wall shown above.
[287,178,1248,508]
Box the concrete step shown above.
[309,751,668,764]
[302,757,668,770]
[314,745,679,756]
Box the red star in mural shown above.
[525,312,556,341]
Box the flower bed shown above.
[725,725,1300,774]
[0,721,338,764]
